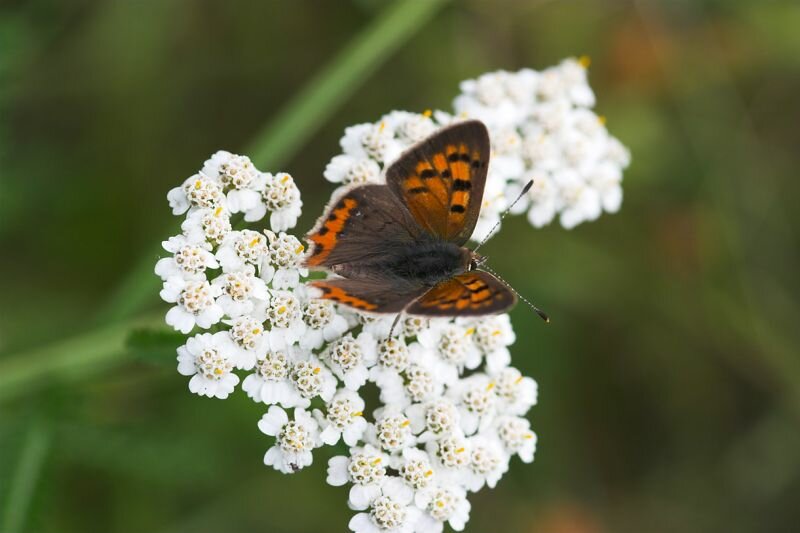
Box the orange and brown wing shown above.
[406,271,515,316]
[310,277,427,314]
[385,120,490,245]
[304,184,422,270]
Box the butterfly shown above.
[303,119,533,319]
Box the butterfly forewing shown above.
[385,120,490,245]
[406,271,515,316]
[304,184,422,269]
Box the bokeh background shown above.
[2,0,799,532]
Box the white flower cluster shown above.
[324,57,630,234]
[157,59,627,532]
[157,152,538,532]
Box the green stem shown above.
[0,314,163,402]
[2,422,51,533]
[0,0,450,401]
[246,0,449,168]
[97,0,449,324]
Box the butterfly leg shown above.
[388,311,404,339]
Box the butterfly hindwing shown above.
[304,184,422,269]
[310,277,427,314]
[406,270,515,316]
[385,120,490,245]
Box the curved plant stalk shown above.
[0,0,450,402]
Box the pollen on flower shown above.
[219,154,257,189]
[405,364,435,402]
[230,316,265,350]
[262,172,300,211]
[498,417,535,452]
[267,293,300,329]
[179,280,215,315]
[233,230,269,266]
[401,455,435,490]
[437,436,470,469]
[463,382,496,416]
[370,496,406,530]
[174,245,210,275]
[347,451,386,485]
[254,352,290,380]
[376,413,413,452]
[267,231,304,268]
[428,488,458,521]
[425,400,458,434]
[199,207,232,244]
[402,316,428,337]
[471,443,502,475]
[196,347,233,381]
[278,420,310,453]
[328,335,363,373]
[326,397,360,428]
[183,175,223,208]
[303,300,334,329]
[221,271,257,301]
[377,338,409,372]
[438,326,473,365]
[291,361,325,399]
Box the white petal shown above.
[258,405,289,436]
[320,425,341,446]
[326,456,350,486]
[349,484,380,511]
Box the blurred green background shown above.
[2,0,799,532]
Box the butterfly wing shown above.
[385,120,490,245]
[406,270,515,316]
[310,276,427,314]
[304,184,423,270]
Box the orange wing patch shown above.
[306,197,358,267]
[406,271,515,316]
[310,280,378,311]
[386,121,490,245]
[398,142,483,239]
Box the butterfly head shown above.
[468,251,488,271]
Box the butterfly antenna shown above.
[480,261,550,323]
[472,179,533,254]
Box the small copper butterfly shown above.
[304,120,545,320]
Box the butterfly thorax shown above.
[381,240,471,287]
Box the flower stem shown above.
[97,0,450,326]
[1,421,51,533]
[245,0,450,169]
[0,314,163,402]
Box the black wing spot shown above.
[471,160,481,169]
[453,179,471,191]
[450,204,466,213]
[420,169,438,179]
[447,153,461,162]
[317,227,329,236]
[408,186,429,194]
[442,169,451,178]
[460,153,471,163]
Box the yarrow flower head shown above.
[157,59,628,532]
